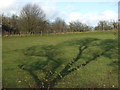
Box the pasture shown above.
[2,31,118,88]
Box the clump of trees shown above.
[69,21,92,32]
[95,20,118,31]
[50,17,68,33]
[0,3,118,36]
[19,4,47,34]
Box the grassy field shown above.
[2,31,118,88]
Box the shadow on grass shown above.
[18,38,118,88]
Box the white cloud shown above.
[0,0,16,10]
[66,12,82,24]
[65,10,117,26]
[41,1,59,20]
[102,10,118,20]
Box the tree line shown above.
[0,4,118,35]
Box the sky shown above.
[0,0,119,26]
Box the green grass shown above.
[2,31,118,88]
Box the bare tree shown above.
[112,21,118,29]
[95,20,113,31]
[19,4,46,34]
[69,21,89,32]
[52,17,67,33]
[10,14,20,34]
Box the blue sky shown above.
[56,2,117,13]
[0,0,118,26]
